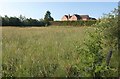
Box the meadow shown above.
[2,26,118,77]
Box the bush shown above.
[50,20,97,26]
[72,26,118,77]
[72,8,119,77]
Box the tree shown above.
[19,15,26,22]
[44,11,54,21]
[2,15,9,26]
[9,17,21,26]
[1,15,50,26]
[39,18,44,21]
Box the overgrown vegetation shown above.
[2,26,88,77]
[2,7,119,77]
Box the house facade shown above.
[61,14,96,21]
[61,15,69,21]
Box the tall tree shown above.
[44,11,54,21]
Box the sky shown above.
[0,2,118,20]
[0,0,119,2]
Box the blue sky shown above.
[0,2,118,20]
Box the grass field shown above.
[2,26,118,77]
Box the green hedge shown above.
[50,20,97,26]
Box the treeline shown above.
[0,10,98,27]
[1,10,54,27]
[1,15,50,26]
[50,20,98,26]
[1,15,98,27]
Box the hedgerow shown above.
[50,20,97,26]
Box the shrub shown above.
[71,8,119,77]
[50,20,97,26]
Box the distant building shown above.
[61,14,96,21]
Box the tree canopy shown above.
[1,10,55,26]
[1,15,49,26]
[44,11,54,21]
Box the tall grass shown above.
[2,26,118,77]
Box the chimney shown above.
[68,14,70,20]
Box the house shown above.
[61,14,96,21]
[61,14,71,21]
[80,15,89,21]
[69,14,81,21]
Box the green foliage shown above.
[1,8,119,77]
[1,15,49,26]
[94,8,118,54]
[9,17,22,26]
[2,26,88,77]
[72,28,116,77]
[2,25,118,77]
[50,20,97,26]
[44,11,54,21]
[73,8,118,77]
[63,8,119,77]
